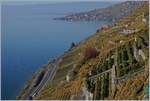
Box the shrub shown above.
[83,47,99,61]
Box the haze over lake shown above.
[1,1,118,99]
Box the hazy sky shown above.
[1,0,133,2]
[2,0,146,2]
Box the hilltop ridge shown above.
[54,1,145,22]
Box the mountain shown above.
[17,1,149,100]
[54,1,145,22]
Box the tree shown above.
[70,42,76,49]
[83,47,99,61]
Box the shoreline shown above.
[16,1,148,100]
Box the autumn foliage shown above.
[83,47,99,60]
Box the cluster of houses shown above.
[96,24,111,33]
[119,29,139,35]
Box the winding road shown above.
[23,59,61,100]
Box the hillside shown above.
[17,1,149,100]
[54,1,145,22]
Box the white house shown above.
[66,74,70,82]
[142,18,147,23]
[120,29,139,35]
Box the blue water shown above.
[1,1,118,100]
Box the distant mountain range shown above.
[54,1,145,22]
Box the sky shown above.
[2,0,109,1]
[2,0,147,2]
[1,0,127,4]
[2,0,121,1]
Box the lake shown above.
[1,1,118,99]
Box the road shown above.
[88,68,112,80]
[23,59,61,100]
[115,67,145,85]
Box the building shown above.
[120,29,139,35]
[142,18,147,23]
[101,25,110,31]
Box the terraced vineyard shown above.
[20,1,149,100]
[84,29,148,99]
